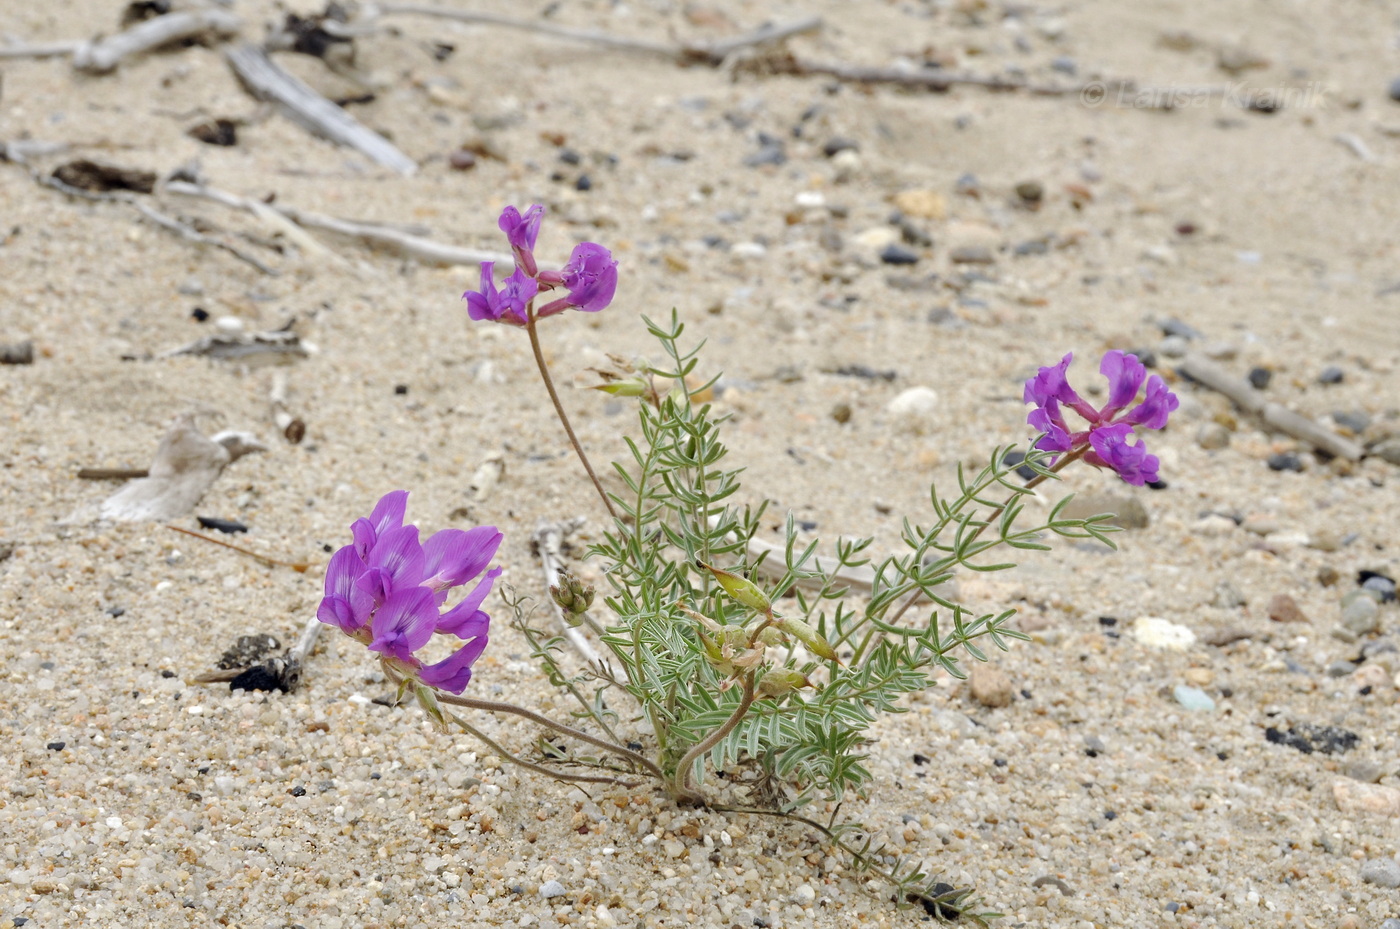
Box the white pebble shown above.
[792,884,817,905]
[540,879,566,898]
[1132,617,1197,651]
[886,387,939,434]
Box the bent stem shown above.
[433,688,666,782]
[672,672,756,804]
[447,710,640,787]
[525,311,619,522]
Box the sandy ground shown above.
[2,1,1400,927]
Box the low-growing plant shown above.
[315,205,1178,921]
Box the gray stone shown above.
[1196,422,1231,450]
[1212,581,1247,609]
[1060,492,1149,529]
[540,880,567,899]
[1359,858,1400,889]
[1380,920,1400,929]
[1390,76,1400,102]
[1372,438,1400,466]
[1344,759,1385,784]
[1326,660,1358,678]
[1158,335,1190,358]
[950,245,995,264]
[1342,597,1381,635]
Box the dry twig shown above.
[73,9,243,74]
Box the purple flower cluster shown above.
[1024,351,1179,486]
[463,204,617,326]
[317,491,502,694]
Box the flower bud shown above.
[550,570,595,619]
[591,377,650,397]
[775,617,839,662]
[698,562,772,615]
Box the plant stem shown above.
[880,446,1089,629]
[447,711,640,787]
[434,689,666,782]
[525,313,619,522]
[673,672,756,803]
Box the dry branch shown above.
[225,43,417,175]
[532,519,612,676]
[1177,354,1363,461]
[0,41,82,61]
[367,5,821,66]
[73,9,243,74]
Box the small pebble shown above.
[886,386,939,433]
[1317,365,1344,384]
[1196,422,1231,450]
[1173,685,1216,712]
[969,664,1014,708]
[879,244,920,265]
[950,245,995,264]
[1318,566,1341,586]
[822,137,859,157]
[1389,76,1400,102]
[1158,335,1189,358]
[1361,573,1397,602]
[447,149,476,170]
[791,884,817,906]
[1160,318,1203,340]
[539,880,566,899]
[1267,452,1304,472]
[1132,617,1196,651]
[1341,597,1380,635]
[1359,858,1400,889]
[1014,180,1044,204]
[1326,660,1357,678]
[1248,367,1272,389]
[1267,593,1309,624]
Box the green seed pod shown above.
[757,669,812,698]
[775,617,839,662]
[698,562,772,614]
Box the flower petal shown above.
[418,636,490,694]
[1123,376,1179,431]
[437,567,502,639]
[367,524,426,589]
[367,586,439,662]
[561,242,618,313]
[423,527,502,592]
[1099,351,1147,420]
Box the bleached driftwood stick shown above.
[368,5,822,66]
[225,43,417,175]
[166,179,513,266]
[268,370,306,443]
[73,9,243,74]
[0,41,83,61]
[162,180,339,261]
[1177,354,1363,461]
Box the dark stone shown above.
[912,753,930,765]
[46,741,65,751]
[1000,450,1038,480]
[161,669,177,679]
[187,119,238,147]
[1267,452,1304,472]
[830,364,896,381]
[230,659,298,693]
[1146,479,1169,490]
[1265,724,1360,755]
[107,606,125,617]
[575,174,592,192]
[1051,56,1077,75]
[1013,240,1048,256]
[1104,810,1117,820]
[1318,365,1344,384]
[121,0,171,26]
[914,883,964,919]
[822,137,859,157]
[1248,367,1272,389]
[1014,181,1043,203]
[196,516,248,534]
[447,149,476,171]
[1098,616,1118,627]
[558,148,582,165]
[290,785,307,796]
[394,384,409,395]
[880,244,920,265]
[281,12,350,59]
[1128,348,1158,368]
[190,307,210,322]
[1389,77,1400,102]
[52,160,156,194]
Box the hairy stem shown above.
[447,711,640,787]
[673,672,756,803]
[525,313,619,521]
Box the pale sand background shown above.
[2,1,1400,926]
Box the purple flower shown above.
[1087,424,1161,486]
[538,243,617,317]
[463,261,538,326]
[499,204,545,277]
[1023,351,1177,484]
[316,490,501,694]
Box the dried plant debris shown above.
[69,414,265,523]
[120,0,171,28]
[52,160,156,194]
[0,341,35,365]
[1265,724,1361,755]
[162,327,309,363]
[216,633,282,670]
